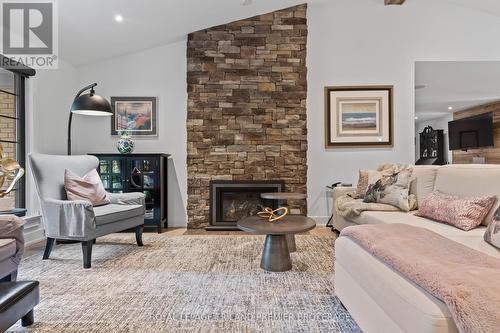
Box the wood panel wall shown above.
[452,101,500,164]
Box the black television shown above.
[448,112,494,150]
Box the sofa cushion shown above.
[93,204,144,226]
[434,165,500,225]
[0,239,16,262]
[409,166,438,206]
[415,191,496,231]
[357,211,500,258]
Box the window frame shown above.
[0,55,35,215]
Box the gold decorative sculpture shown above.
[0,143,24,198]
[257,206,288,222]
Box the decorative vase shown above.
[116,133,135,154]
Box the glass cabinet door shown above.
[127,157,157,220]
[98,158,125,193]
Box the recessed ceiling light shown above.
[241,0,252,6]
[447,106,453,110]
[115,15,123,22]
[414,116,419,120]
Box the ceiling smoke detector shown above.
[242,0,253,6]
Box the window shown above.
[0,67,26,214]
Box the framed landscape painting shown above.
[111,97,157,136]
[324,86,393,148]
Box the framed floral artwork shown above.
[324,86,393,148]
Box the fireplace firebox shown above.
[207,180,285,231]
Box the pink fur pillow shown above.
[416,191,496,231]
[64,169,110,206]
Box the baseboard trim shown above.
[22,215,45,246]
[309,215,329,226]
[24,228,45,246]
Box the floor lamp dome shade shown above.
[71,92,113,116]
[67,83,113,155]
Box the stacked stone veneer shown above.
[186,4,308,228]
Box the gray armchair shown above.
[29,153,145,268]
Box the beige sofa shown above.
[0,215,24,281]
[333,164,500,333]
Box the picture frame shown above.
[111,97,157,136]
[324,86,393,148]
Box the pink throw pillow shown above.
[64,169,110,206]
[415,190,496,231]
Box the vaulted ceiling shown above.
[58,0,500,67]
[59,0,307,66]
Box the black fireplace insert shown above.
[207,180,285,231]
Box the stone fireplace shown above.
[186,4,308,228]
[208,180,285,230]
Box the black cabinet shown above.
[416,126,446,165]
[91,153,170,233]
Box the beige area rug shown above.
[9,234,362,333]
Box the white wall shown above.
[415,115,453,163]
[22,59,78,243]
[32,59,78,155]
[306,0,500,223]
[73,40,188,227]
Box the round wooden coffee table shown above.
[260,192,307,252]
[237,215,316,272]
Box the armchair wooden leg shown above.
[21,309,34,327]
[135,225,144,247]
[43,238,55,260]
[81,240,93,269]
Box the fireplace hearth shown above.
[207,180,285,231]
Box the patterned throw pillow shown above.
[356,169,392,199]
[363,168,414,211]
[484,207,500,249]
[416,191,496,231]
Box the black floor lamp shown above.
[67,83,112,155]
